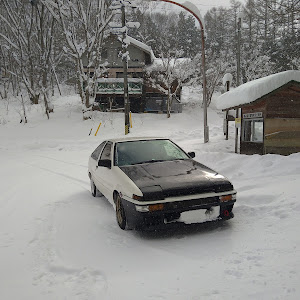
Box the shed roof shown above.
[216,70,300,110]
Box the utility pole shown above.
[202,27,209,143]
[235,13,242,153]
[225,80,230,140]
[121,3,130,135]
[237,14,241,87]
[222,72,232,141]
[110,0,138,135]
[225,81,230,140]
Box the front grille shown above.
[163,186,215,198]
[214,184,233,193]
[164,197,219,211]
[162,184,233,198]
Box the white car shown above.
[88,137,236,230]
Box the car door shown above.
[93,142,114,202]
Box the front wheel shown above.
[90,178,101,197]
[116,193,127,230]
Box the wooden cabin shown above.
[83,35,182,113]
[217,71,300,155]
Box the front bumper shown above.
[121,192,236,230]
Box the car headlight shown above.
[135,203,164,212]
[132,194,143,201]
[220,194,236,202]
[135,205,149,212]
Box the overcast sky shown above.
[149,0,245,16]
[182,0,234,13]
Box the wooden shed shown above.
[217,71,300,155]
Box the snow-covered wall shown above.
[216,70,300,110]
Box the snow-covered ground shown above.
[0,91,299,300]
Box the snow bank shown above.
[216,70,300,110]
[181,86,202,103]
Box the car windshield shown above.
[114,139,190,166]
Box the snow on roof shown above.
[126,36,156,62]
[96,78,143,83]
[216,70,300,110]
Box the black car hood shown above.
[119,159,233,200]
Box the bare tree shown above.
[0,0,61,119]
[54,0,113,119]
[146,50,193,118]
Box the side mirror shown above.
[188,151,195,158]
[98,159,111,168]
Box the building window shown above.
[101,48,108,59]
[130,72,143,78]
[243,119,264,142]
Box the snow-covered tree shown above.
[241,45,275,82]
[54,0,113,119]
[146,50,193,118]
[0,0,61,119]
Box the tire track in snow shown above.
[19,160,89,192]
[30,200,109,299]
[35,154,87,168]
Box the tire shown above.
[90,178,100,197]
[115,193,127,230]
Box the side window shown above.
[91,141,106,160]
[243,119,264,142]
[100,142,112,160]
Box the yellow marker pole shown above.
[125,124,129,135]
[129,111,132,128]
[94,122,102,136]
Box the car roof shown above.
[107,137,168,143]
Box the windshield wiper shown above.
[136,159,165,164]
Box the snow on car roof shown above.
[216,70,300,110]
[107,137,167,143]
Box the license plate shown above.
[179,206,220,224]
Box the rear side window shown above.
[100,142,112,160]
[91,141,106,160]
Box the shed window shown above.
[243,119,264,142]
